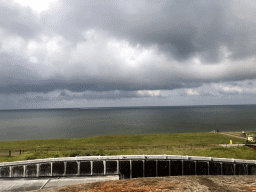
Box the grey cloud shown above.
[0,1,41,39]
[0,78,191,94]
[58,90,145,100]
[0,52,41,83]
[1,0,256,103]
[21,96,50,103]
[41,0,256,63]
[20,90,162,103]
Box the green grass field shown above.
[0,132,254,163]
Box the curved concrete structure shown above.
[0,155,255,179]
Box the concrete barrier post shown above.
[169,160,171,176]
[103,160,106,175]
[37,164,39,177]
[117,160,119,174]
[23,165,26,177]
[195,161,197,175]
[156,160,158,177]
[220,162,223,175]
[90,161,93,175]
[207,162,210,175]
[182,160,184,176]
[50,162,53,176]
[9,166,12,177]
[64,162,67,176]
[130,160,132,179]
[143,160,145,177]
[77,161,80,175]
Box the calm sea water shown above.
[0,105,256,141]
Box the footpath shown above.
[219,132,247,140]
[219,132,248,148]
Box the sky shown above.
[1,0,256,109]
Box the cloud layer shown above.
[1,0,256,109]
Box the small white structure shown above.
[247,135,255,142]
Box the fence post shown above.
[9,150,11,156]
[20,150,21,155]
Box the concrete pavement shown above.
[219,144,245,148]
[0,176,119,192]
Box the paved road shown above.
[0,176,119,192]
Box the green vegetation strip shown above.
[0,132,252,162]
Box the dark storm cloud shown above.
[0,75,201,94]
[1,0,256,100]
[42,0,256,63]
[0,52,40,84]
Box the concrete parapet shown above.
[0,155,255,179]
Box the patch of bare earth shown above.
[37,176,256,192]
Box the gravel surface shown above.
[34,176,256,192]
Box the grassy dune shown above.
[0,132,254,162]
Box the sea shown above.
[0,105,256,141]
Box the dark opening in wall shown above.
[132,160,143,178]
[106,161,117,174]
[145,160,156,177]
[223,163,234,175]
[26,164,37,177]
[80,161,91,175]
[93,161,104,175]
[52,162,64,176]
[248,164,256,175]
[119,160,130,179]
[236,164,247,175]
[171,161,182,176]
[12,166,24,177]
[196,162,208,175]
[39,163,51,177]
[158,160,169,177]
[209,162,221,175]
[0,166,9,177]
[66,161,78,175]
[183,161,195,175]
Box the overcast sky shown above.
[0,0,256,109]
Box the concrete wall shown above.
[0,155,255,179]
